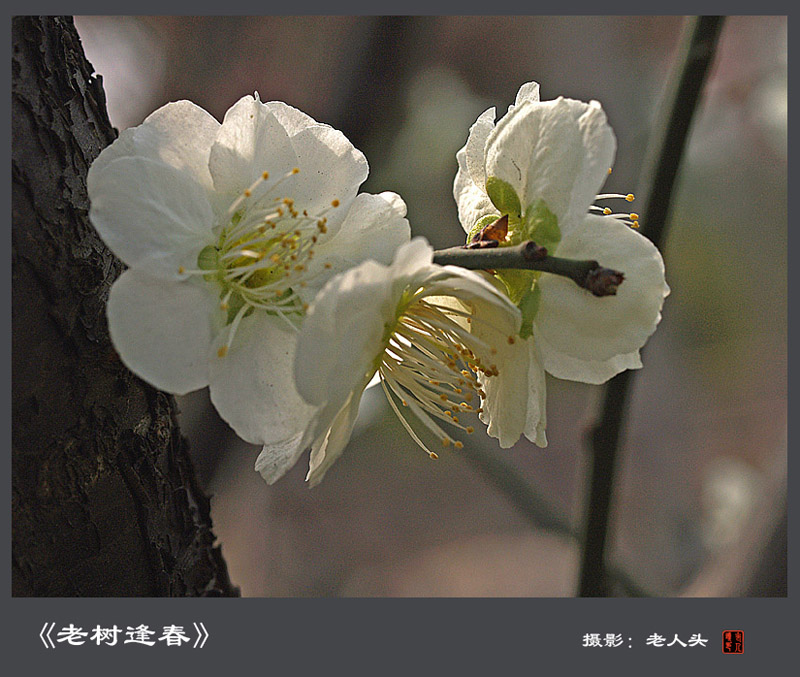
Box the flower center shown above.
[179,168,340,357]
[377,297,505,459]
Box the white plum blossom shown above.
[88,94,410,482]
[453,82,670,448]
[292,238,524,486]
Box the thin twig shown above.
[433,242,625,297]
[577,15,725,597]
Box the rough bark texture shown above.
[11,16,238,597]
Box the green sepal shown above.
[517,286,541,340]
[518,199,561,251]
[197,244,219,271]
[485,176,521,218]
[496,268,535,306]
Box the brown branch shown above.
[433,241,625,297]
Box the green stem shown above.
[577,15,725,597]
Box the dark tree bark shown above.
[12,16,238,597]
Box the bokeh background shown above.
[74,15,787,597]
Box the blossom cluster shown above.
[88,83,668,486]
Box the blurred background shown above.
[74,15,787,597]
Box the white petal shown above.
[284,124,368,220]
[88,156,215,279]
[536,214,669,370]
[208,312,315,447]
[294,259,394,410]
[263,100,319,136]
[107,269,218,394]
[90,101,220,192]
[299,191,410,300]
[538,334,643,384]
[421,267,521,322]
[513,81,541,108]
[464,107,496,190]
[255,431,307,484]
[305,389,364,487]
[454,146,496,234]
[485,97,616,229]
[471,299,542,448]
[388,237,438,288]
[208,94,299,199]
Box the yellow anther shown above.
[441,438,451,448]
[178,266,185,274]
[507,336,515,345]
[608,167,613,174]
[445,410,452,417]
[324,262,332,269]
[217,346,228,358]
[629,212,639,220]
[452,416,459,424]
[292,167,300,174]
[603,207,612,215]
[454,441,464,449]
[429,452,439,460]
[262,171,269,180]
[632,221,640,229]
[244,189,252,197]
[220,302,229,311]
[331,199,340,207]
[295,265,305,272]
[439,393,449,402]
[466,426,475,434]
[626,193,635,202]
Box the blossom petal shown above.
[464,107,496,190]
[294,260,393,412]
[88,156,215,279]
[535,214,669,372]
[471,299,544,448]
[90,101,220,192]
[454,146,497,235]
[208,94,299,199]
[299,191,410,300]
[537,334,643,384]
[107,269,218,394]
[284,124,369,220]
[263,100,319,136]
[513,81,541,108]
[485,97,616,229]
[254,431,307,485]
[305,389,364,487]
[208,312,315,447]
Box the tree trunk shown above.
[11,15,238,597]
